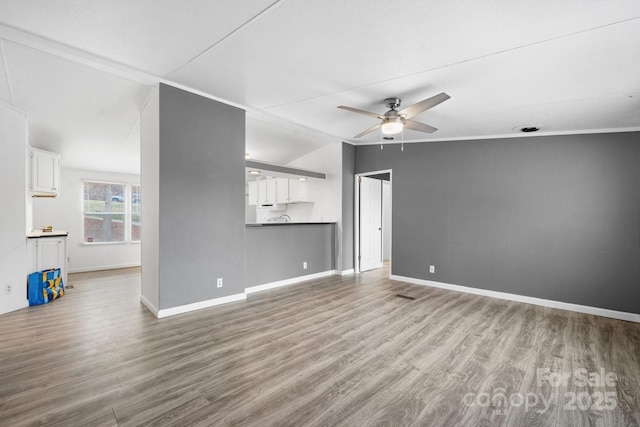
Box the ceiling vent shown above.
[513,124,547,133]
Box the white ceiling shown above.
[0,1,639,174]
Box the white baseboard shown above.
[143,270,338,318]
[390,275,640,324]
[140,295,159,317]
[155,293,247,318]
[0,300,29,316]
[245,270,336,294]
[69,263,141,274]
[339,269,355,276]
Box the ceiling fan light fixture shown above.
[381,118,404,135]
[338,92,449,138]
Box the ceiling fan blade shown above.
[404,120,438,134]
[354,123,382,138]
[338,105,383,119]
[399,92,450,119]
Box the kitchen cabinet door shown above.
[276,178,289,203]
[288,179,311,203]
[27,236,68,286]
[265,178,277,204]
[30,148,60,196]
[257,180,267,204]
[248,181,258,205]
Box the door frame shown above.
[354,169,392,275]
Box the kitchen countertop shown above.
[27,230,69,238]
[246,222,335,227]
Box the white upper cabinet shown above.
[276,178,289,204]
[256,179,277,204]
[265,179,277,204]
[288,179,311,203]
[256,179,278,204]
[257,180,267,204]
[30,148,60,197]
[247,181,258,206]
[248,177,313,205]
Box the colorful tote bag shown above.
[28,268,65,306]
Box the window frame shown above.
[130,184,141,243]
[82,180,140,245]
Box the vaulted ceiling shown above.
[1,1,639,174]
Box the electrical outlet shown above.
[216,278,223,288]
[303,261,308,270]
[429,265,435,274]
[5,284,13,294]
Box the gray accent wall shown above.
[341,142,356,271]
[355,132,640,314]
[245,224,335,287]
[158,84,246,309]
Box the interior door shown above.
[359,176,383,272]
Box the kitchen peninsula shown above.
[244,159,337,291]
[245,222,336,290]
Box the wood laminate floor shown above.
[1,266,639,426]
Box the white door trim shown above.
[354,169,392,275]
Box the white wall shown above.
[0,103,28,315]
[286,142,345,270]
[32,167,141,273]
[140,86,159,312]
[286,142,342,223]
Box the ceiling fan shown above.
[338,92,450,138]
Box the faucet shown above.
[279,214,291,223]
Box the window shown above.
[131,184,141,242]
[83,181,140,244]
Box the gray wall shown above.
[341,142,355,271]
[355,132,640,314]
[245,224,335,287]
[158,84,246,309]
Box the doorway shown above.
[355,170,392,274]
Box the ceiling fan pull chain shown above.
[401,128,404,151]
